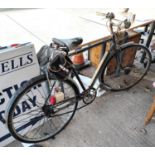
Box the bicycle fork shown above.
[115,52,122,77]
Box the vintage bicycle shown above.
[5,12,152,143]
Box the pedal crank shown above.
[82,88,97,105]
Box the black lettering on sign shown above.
[2,87,13,99]
[28,96,37,107]
[27,53,33,64]
[1,62,10,73]
[0,110,5,124]
[13,84,19,92]
[0,92,5,105]
[0,52,35,76]
[0,84,38,124]
[13,105,21,117]
[19,57,25,66]
[13,96,37,118]
[11,59,19,70]
[22,101,31,113]
[0,80,29,107]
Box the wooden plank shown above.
[89,30,141,69]
[89,42,103,67]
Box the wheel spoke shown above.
[102,44,151,91]
[7,76,78,142]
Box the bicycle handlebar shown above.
[96,12,115,20]
[96,12,132,30]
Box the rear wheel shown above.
[6,74,79,143]
[100,44,152,91]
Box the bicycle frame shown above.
[69,43,117,93]
[73,52,109,91]
[68,19,119,93]
[52,13,145,94]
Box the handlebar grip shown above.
[123,19,131,29]
[96,11,133,30]
[106,12,115,20]
[96,12,115,20]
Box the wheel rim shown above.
[103,45,151,90]
[9,78,77,143]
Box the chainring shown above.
[83,88,97,105]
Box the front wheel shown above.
[100,44,152,91]
[6,74,79,143]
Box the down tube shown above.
[90,51,109,88]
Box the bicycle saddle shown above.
[52,37,83,51]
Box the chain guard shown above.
[83,88,97,105]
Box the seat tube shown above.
[90,51,109,88]
[72,68,86,91]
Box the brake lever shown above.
[96,11,133,30]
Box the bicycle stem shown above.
[109,19,117,48]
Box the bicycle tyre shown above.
[100,43,152,91]
[6,74,79,143]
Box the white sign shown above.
[0,43,40,146]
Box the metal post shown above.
[140,21,155,63]
[146,21,155,48]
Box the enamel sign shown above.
[0,43,40,146]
